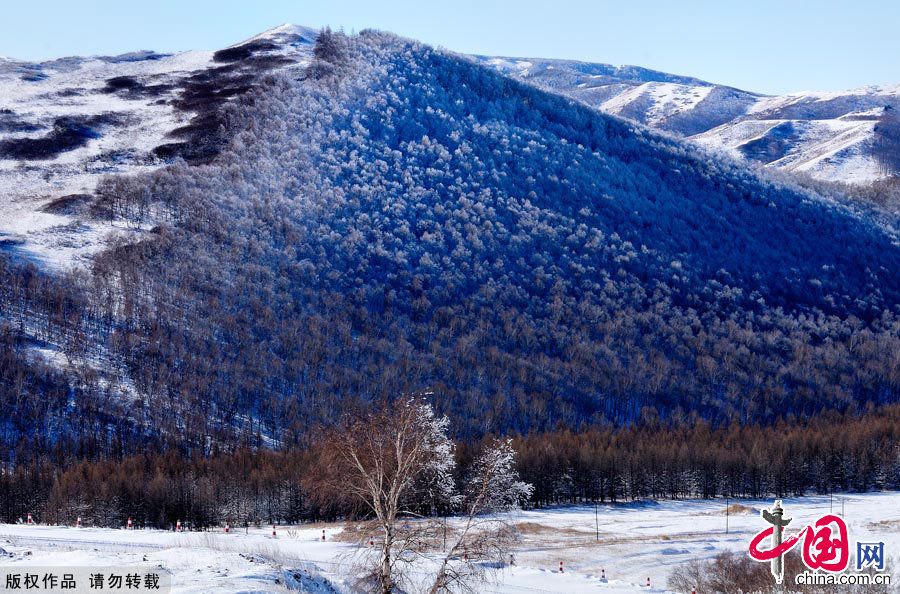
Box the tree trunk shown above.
[380,527,393,594]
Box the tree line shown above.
[2,404,897,528]
[508,404,900,504]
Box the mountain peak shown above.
[237,23,319,47]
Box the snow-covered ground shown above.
[2,492,898,593]
[0,49,210,269]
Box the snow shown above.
[773,120,882,183]
[683,87,895,183]
[0,193,148,270]
[691,114,885,184]
[0,31,312,270]
[2,492,898,593]
[0,49,212,268]
[601,82,714,126]
[237,23,319,47]
[476,53,898,187]
[28,344,69,368]
[748,83,900,113]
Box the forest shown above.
[0,30,898,502]
[1,404,897,527]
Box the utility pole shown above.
[841,497,845,518]
[725,496,729,535]
[595,499,599,542]
[830,493,833,514]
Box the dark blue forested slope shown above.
[2,30,898,451]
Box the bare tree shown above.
[315,401,532,593]
[320,397,457,594]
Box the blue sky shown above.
[2,0,898,94]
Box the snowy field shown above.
[2,492,899,593]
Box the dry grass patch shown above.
[331,522,369,543]
[700,503,756,516]
[867,518,900,530]
[515,522,590,537]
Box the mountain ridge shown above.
[474,53,899,185]
[0,26,897,452]
[2,24,897,269]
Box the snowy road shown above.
[2,534,169,552]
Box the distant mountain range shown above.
[475,55,899,185]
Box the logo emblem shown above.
[748,500,850,583]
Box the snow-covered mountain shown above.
[1,25,898,451]
[0,24,316,268]
[476,56,899,184]
[2,25,898,270]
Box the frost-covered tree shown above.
[874,105,900,176]
[321,397,458,593]
[316,401,532,594]
[308,26,351,81]
[428,439,532,594]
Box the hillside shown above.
[5,29,900,449]
[2,26,898,274]
[477,55,900,185]
[0,24,316,268]
[0,29,898,455]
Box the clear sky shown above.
[2,0,898,95]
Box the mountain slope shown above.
[0,25,315,268]
[0,28,898,453]
[2,26,897,271]
[476,55,899,185]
